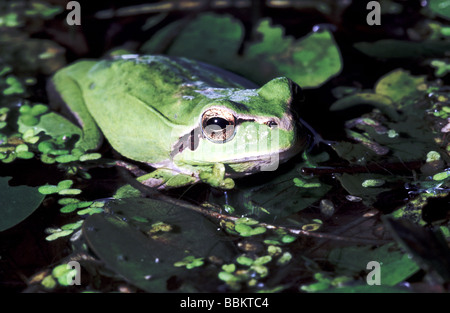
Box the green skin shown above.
[49,55,305,189]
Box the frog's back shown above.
[82,55,257,123]
[114,55,258,89]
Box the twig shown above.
[116,165,389,245]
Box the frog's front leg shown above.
[137,168,199,189]
[199,163,235,190]
[116,161,234,190]
[115,161,195,189]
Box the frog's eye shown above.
[201,108,236,143]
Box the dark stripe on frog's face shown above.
[170,126,202,158]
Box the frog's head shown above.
[173,77,307,176]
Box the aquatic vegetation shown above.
[1,0,449,294]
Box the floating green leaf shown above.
[18,112,82,142]
[143,13,243,67]
[354,39,450,59]
[235,223,267,237]
[293,177,322,188]
[58,198,80,205]
[45,229,74,241]
[244,20,342,87]
[61,220,83,230]
[222,264,236,273]
[173,256,204,269]
[38,180,81,196]
[51,264,77,286]
[58,188,82,195]
[77,206,103,215]
[330,69,426,116]
[433,171,450,180]
[38,184,60,195]
[281,235,297,244]
[218,271,241,283]
[3,75,24,95]
[430,59,450,77]
[235,217,259,226]
[236,255,254,266]
[429,0,450,20]
[374,69,426,105]
[57,180,73,189]
[60,201,92,213]
[362,179,385,187]
[55,154,79,163]
[142,13,342,88]
[79,153,102,162]
[19,114,38,126]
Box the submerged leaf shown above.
[83,197,236,292]
[222,161,332,223]
[383,217,450,283]
[328,243,420,286]
[0,177,44,231]
[330,69,437,166]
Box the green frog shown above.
[49,55,306,189]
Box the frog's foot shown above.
[199,163,235,190]
[137,168,198,189]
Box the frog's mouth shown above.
[222,135,307,177]
[151,129,306,180]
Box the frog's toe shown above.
[218,178,235,190]
[138,169,198,189]
[199,171,235,190]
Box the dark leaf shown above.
[0,176,44,231]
